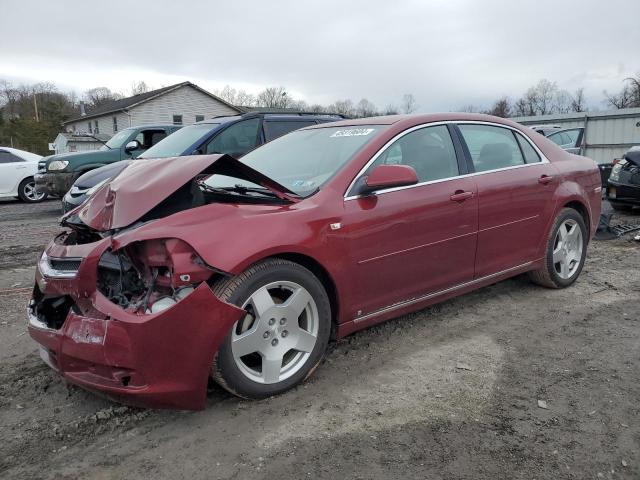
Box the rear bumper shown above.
[35,172,74,198]
[606,180,640,206]
[28,237,244,410]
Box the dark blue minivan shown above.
[62,111,343,212]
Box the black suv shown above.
[62,111,344,212]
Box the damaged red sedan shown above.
[28,114,602,410]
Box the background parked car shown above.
[0,147,47,203]
[35,124,181,199]
[61,111,344,212]
[606,146,640,211]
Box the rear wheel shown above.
[211,259,331,398]
[18,177,47,203]
[528,208,587,289]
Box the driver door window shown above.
[367,125,460,182]
[134,129,168,150]
[205,118,260,157]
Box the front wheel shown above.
[528,208,587,289]
[211,259,331,399]
[18,177,47,203]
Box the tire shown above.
[18,177,47,203]
[211,258,331,399]
[528,208,587,289]
[610,202,632,212]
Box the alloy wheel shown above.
[231,281,319,384]
[552,218,583,279]
[23,181,46,202]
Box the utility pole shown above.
[33,93,39,122]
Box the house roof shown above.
[63,81,241,124]
[56,132,112,143]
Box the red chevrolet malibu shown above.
[28,114,601,409]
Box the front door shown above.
[456,123,557,277]
[343,124,478,320]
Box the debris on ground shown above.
[537,400,549,409]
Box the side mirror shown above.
[359,164,418,195]
[124,140,141,153]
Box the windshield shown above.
[205,125,382,197]
[100,129,135,150]
[138,124,218,159]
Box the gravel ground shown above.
[0,197,639,480]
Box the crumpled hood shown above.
[72,154,298,231]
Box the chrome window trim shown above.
[344,120,550,201]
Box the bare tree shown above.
[328,99,355,117]
[256,86,291,108]
[383,104,399,115]
[554,89,572,114]
[84,87,121,109]
[604,74,640,109]
[131,81,150,96]
[401,93,417,114]
[570,88,586,112]
[355,98,378,118]
[234,90,256,107]
[458,104,480,113]
[485,96,511,117]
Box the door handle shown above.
[450,190,474,202]
[538,175,554,185]
[15,165,27,170]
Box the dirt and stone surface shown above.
[0,198,639,479]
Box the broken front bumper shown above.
[34,172,75,198]
[27,236,244,410]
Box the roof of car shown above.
[304,112,526,129]
[196,111,345,125]
[0,146,42,161]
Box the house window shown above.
[113,116,118,132]
[173,115,183,125]
[88,122,92,133]
[94,120,99,134]
[195,115,205,122]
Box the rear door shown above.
[343,124,478,319]
[456,123,557,278]
[0,150,28,194]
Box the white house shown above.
[50,132,112,154]
[62,81,242,137]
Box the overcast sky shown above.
[2,0,639,111]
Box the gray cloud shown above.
[1,0,638,111]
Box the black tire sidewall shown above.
[215,261,331,398]
[545,209,588,288]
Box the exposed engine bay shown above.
[97,238,224,314]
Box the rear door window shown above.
[457,124,525,172]
[205,118,261,157]
[0,151,22,163]
[263,120,316,142]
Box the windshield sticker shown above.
[330,128,375,138]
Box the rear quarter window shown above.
[263,120,317,142]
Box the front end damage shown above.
[28,229,245,410]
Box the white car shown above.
[0,147,47,203]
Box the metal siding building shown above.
[512,107,640,164]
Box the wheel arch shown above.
[262,252,340,338]
[561,199,590,235]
